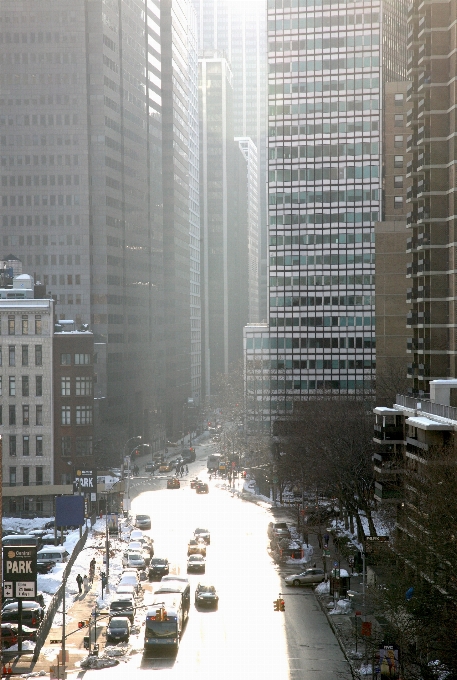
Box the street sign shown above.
[2,545,37,599]
[323,549,331,557]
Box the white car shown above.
[284,568,325,587]
[127,541,143,552]
[130,530,144,542]
[187,554,206,573]
[118,572,140,593]
[115,584,136,598]
[122,551,146,569]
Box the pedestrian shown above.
[324,532,330,546]
[76,573,83,595]
[89,558,96,583]
[185,465,188,474]
[83,575,89,593]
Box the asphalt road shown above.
[82,440,350,680]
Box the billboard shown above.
[56,495,85,527]
[3,545,37,599]
[73,468,97,501]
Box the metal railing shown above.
[395,394,457,421]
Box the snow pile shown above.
[102,644,131,657]
[359,663,373,676]
[80,656,120,669]
[2,517,54,533]
[7,640,35,651]
[328,599,352,615]
[315,581,330,595]
[18,672,47,678]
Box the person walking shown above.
[89,558,96,583]
[76,573,83,595]
[83,575,89,593]
[185,465,188,474]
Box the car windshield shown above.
[198,586,215,593]
[195,529,208,534]
[129,554,142,560]
[145,620,177,638]
[189,540,197,545]
[110,619,128,628]
[111,600,132,608]
[136,515,149,521]
[189,556,203,562]
[150,559,167,566]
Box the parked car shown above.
[148,558,170,581]
[196,482,209,494]
[37,561,55,574]
[109,597,135,623]
[1,623,37,649]
[194,528,211,545]
[145,463,155,473]
[167,478,180,489]
[36,547,69,565]
[284,568,325,587]
[118,572,140,594]
[106,616,130,643]
[129,530,144,542]
[194,584,218,609]
[2,594,45,610]
[135,514,151,530]
[2,601,44,627]
[115,585,136,598]
[181,448,196,464]
[187,554,206,574]
[190,478,200,489]
[187,539,206,557]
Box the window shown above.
[76,377,92,396]
[75,353,90,365]
[76,435,93,456]
[394,176,404,188]
[9,437,16,458]
[23,436,30,456]
[36,375,42,397]
[394,135,403,148]
[36,466,43,485]
[36,499,43,512]
[22,404,29,426]
[61,436,72,457]
[23,466,30,486]
[61,473,72,485]
[61,353,71,365]
[0,376,2,396]
[9,405,16,425]
[35,345,42,365]
[35,315,42,335]
[61,376,71,396]
[76,405,93,425]
[9,376,15,396]
[9,466,16,486]
[0,405,2,425]
[61,405,71,425]
[0,347,2,366]
[22,375,29,396]
[22,315,28,335]
[394,93,404,105]
[394,155,404,168]
[9,346,15,366]
[36,436,43,457]
[8,315,15,335]
[22,345,28,366]
[394,196,404,208]
[394,114,403,127]
[36,404,43,426]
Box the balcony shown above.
[374,481,403,502]
[373,451,404,475]
[373,424,404,444]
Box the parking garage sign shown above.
[2,546,37,599]
[73,468,97,501]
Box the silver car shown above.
[122,552,146,569]
[284,568,325,587]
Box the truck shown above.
[207,453,221,471]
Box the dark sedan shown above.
[194,584,218,609]
[148,558,170,581]
[187,555,206,573]
[2,602,44,628]
[106,617,130,643]
[196,482,209,494]
[1,623,37,649]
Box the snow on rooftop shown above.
[406,416,454,430]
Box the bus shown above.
[144,580,190,654]
[207,453,221,471]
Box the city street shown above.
[82,441,350,680]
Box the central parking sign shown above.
[2,546,37,599]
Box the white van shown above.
[37,547,70,564]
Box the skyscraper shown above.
[0,0,164,442]
[406,0,457,393]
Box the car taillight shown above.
[32,618,37,626]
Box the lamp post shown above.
[122,436,142,478]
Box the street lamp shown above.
[122,436,142,476]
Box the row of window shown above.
[269,211,379,226]
[269,34,379,52]
[61,353,91,365]
[3,404,43,426]
[268,13,379,31]
[1,154,79,168]
[8,435,43,457]
[4,315,42,336]
[270,165,378,182]
[60,377,92,396]
[61,435,92,457]
[270,253,375,266]
[268,120,378,136]
[246,334,374,350]
[1,134,79,147]
[2,193,81,206]
[3,375,42,396]
[7,465,44,486]
[61,405,93,426]
[0,345,42,366]
[1,174,80,186]
[270,274,374,286]
[270,189,379,206]
[270,55,380,74]
[270,315,375,327]
[246,337,375,355]
[269,98,379,116]
[0,113,78,125]
[249,364,376,386]
[269,142,379,160]
[270,295,374,307]
[270,233,373,246]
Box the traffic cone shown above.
[3,663,7,675]
[7,663,12,674]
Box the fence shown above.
[396,394,457,421]
[32,513,96,662]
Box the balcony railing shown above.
[374,424,404,441]
[396,394,457,421]
[374,482,402,500]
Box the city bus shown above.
[207,453,221,471]
[144,580,190,654]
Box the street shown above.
[82,440,350,679]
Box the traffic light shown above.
[78,621,86,629]
[273,599,280,611]
[279,599,285,612]
[101,571,107,588]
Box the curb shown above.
[314,591,361,680]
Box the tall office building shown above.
[406,0,457,394]
[0,0,165,442]
[192,0,267,320]
[245,0,407,429]
[160,0,201,435]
